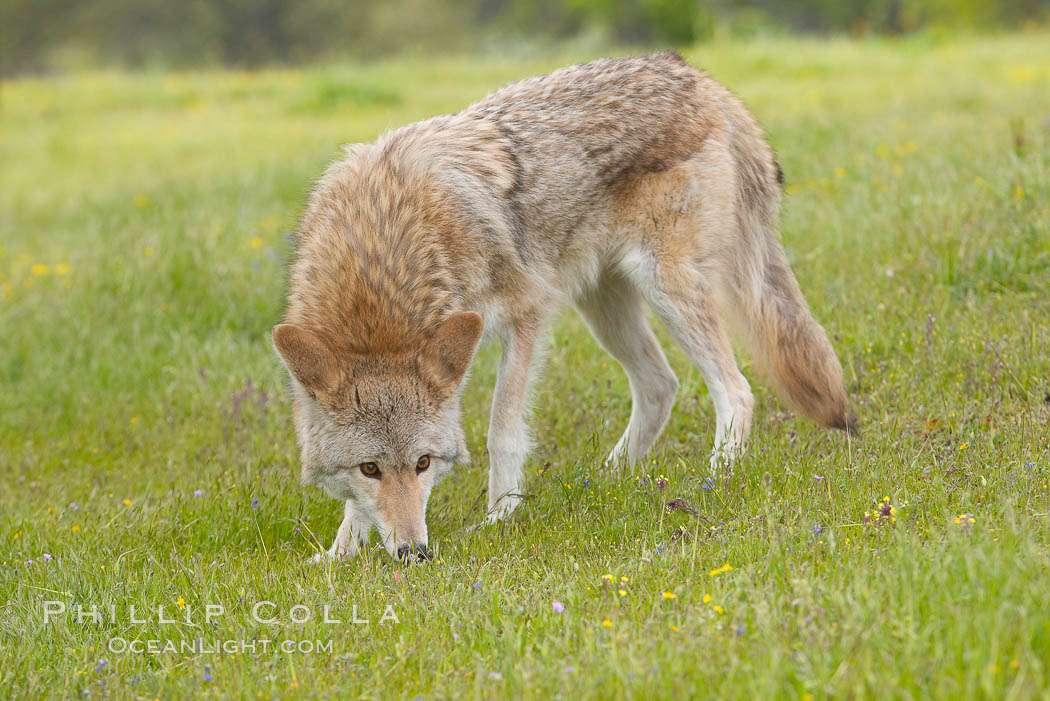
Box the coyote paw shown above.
[709,449,728,473]
[485,493,522,523]
[709,435,745,472]
[312,548,347,565]
[604,441,628,471]
[313,533,359,563]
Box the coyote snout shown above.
[375,467,431,561]
[397,544,432,562]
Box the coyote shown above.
[274,52,853,561]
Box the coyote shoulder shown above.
[274,51,853,561]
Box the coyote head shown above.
[272,312,484,561]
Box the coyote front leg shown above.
[486,322,542,522]
[326,500,372,560]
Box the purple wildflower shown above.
[194,489,203,497]
[43,553,52,562]
[251,497,259,509]
[552,601,565,613]
[472,581,482,590]
[95,659,107,673]
[865,496,901,527]
[813,524,822,535]
[667,498,699,516]
[202,664,213,682]
[702,477,715,490]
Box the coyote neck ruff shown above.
[274,51,854,561]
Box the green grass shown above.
[2,33,1049,699]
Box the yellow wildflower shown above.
[894,141,917,156]
[1008,66,1036,83]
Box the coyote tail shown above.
[733,232,856,434]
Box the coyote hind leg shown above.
[575,268,678,469]
[636,259,754,470]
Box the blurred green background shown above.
[5,0,1050,77]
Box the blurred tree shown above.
[2,0,1048,77]
[1,0,77,75]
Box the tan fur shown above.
[275,52,854,559]
[734,245,856,432]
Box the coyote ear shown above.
[423,311,484,391]
[272,323,340,395]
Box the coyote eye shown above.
[359,462,380,478]
[416,455,430,471]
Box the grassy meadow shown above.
[2,33,1050,699]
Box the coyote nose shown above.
[396,544,432,562]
